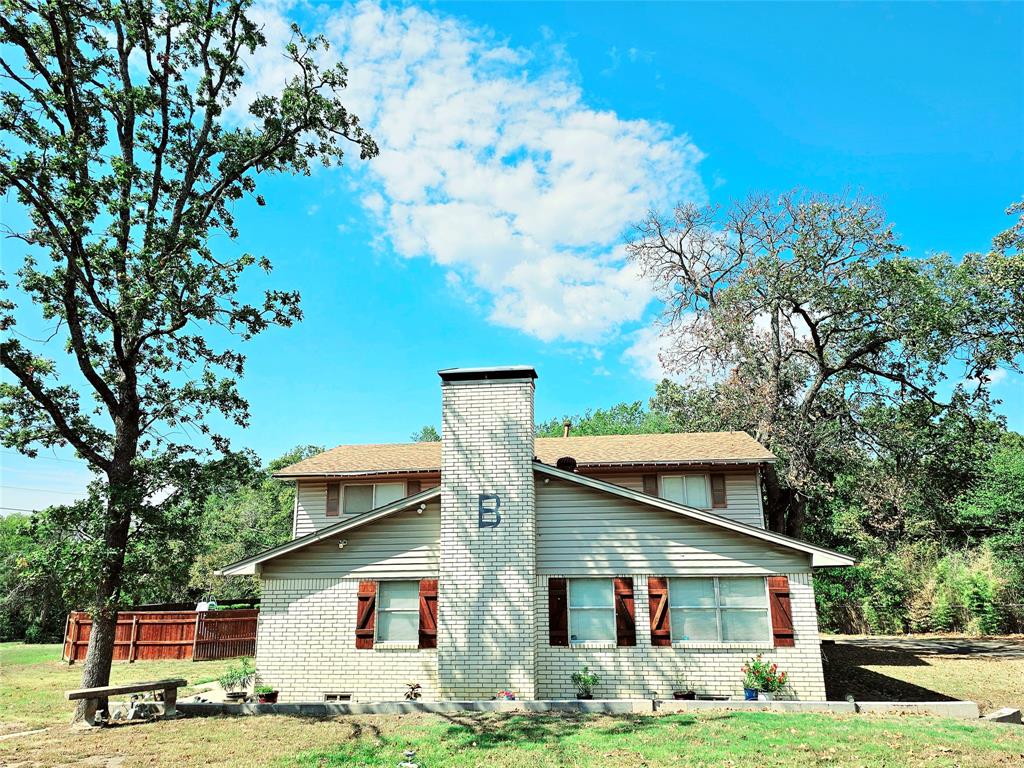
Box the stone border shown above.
[178,698,981,720]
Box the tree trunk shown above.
[761,464,788,533]
[72,472,134,723]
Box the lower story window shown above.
[376,581,419,643]
[568,579,615,644]
[669,577,769,643]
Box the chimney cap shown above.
[438,366,537,382]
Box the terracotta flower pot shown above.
[256,691,278,704]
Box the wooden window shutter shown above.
[407,480,422,495]
[418,578,438,649]
[548,578,569,646]
[642,474,658,496]
[613,577,636,646]
[326,482,341,517]
[710,473,727,508]
[767,576,795,647]
[355,580,377,649]
[647,577,672,646]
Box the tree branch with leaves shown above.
[0,0,376,718]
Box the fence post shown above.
[191,612,202,662]
[67,614,79,665]
[128,615,139,663]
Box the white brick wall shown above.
[535,572,826,700]
[438,376,537,699]
[256,577,438,702]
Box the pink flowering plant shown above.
[742,654,788,693]
[496,690,516,700]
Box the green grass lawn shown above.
[0,641,234,733]
[2,642,1023,768]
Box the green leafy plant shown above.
[254,684,275,695]
[571,666,600,698]
[405,682,422,701]
[742,655,787,693]
[219,657,256,693]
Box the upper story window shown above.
[661,475,710,508]
[568,579,616,644]
[660,473,727,509]
[669,576,769,643]
[343,482,406,514]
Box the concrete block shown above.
[983,708,1021,724]
[855,701,980,720]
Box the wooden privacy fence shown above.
[62,609,258,663]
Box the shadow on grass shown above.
[822,642,958,702]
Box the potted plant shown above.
[496,689,516,701]
[405,682,422,701]
[742,655,787,701]
[219,657,256,702]
[571,666,600,700]
[254,684,278,704]
[671,676,696,700]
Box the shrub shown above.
[571,666,600,697]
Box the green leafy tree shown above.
[410,425,440,442]
[189,445,322,600]
[537,401,675,437]
[629,192,1023,536]
[0,0,376,712]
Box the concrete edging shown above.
[178,698,982,720]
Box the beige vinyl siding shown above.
[294,480,425,536]
[589,470,765,528]
[536,477,807,576]
[263,503,440,579]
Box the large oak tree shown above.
[0,0,376,717]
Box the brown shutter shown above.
[548,578,569,646]
[613,577,636,646]
[647,577,672,646]
[418,578,438,649]
[355,580,376,648]
[407,480,421,495]
[642,474,658,496]
[710,473,727,508]
[326,481,341,517]
[768,576,795,647]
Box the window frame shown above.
[667,576,772,645]
[567,578,617,646]
[374,579,420,646]
[659,473,712,509]
[342,481,407,515]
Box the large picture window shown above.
[568,579,616,644]
[376,581,419,643]
[669,577,769,643]
[343,482,406,514]
[660,475,710,508]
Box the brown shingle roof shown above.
[274,432,776,477]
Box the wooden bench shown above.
[65,678,186,726]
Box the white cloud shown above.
[326,1,705,343]
[236,1,705,343]
[622,324,675,382]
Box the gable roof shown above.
[274,432,776,478]
[534,463,854,568]
[215,486,442,576]
[217,464,852,575]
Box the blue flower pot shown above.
[744,688,758,701]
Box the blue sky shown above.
[2,1,1022,512]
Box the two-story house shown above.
[219,366,853,702]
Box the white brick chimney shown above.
[437,366,538,699]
